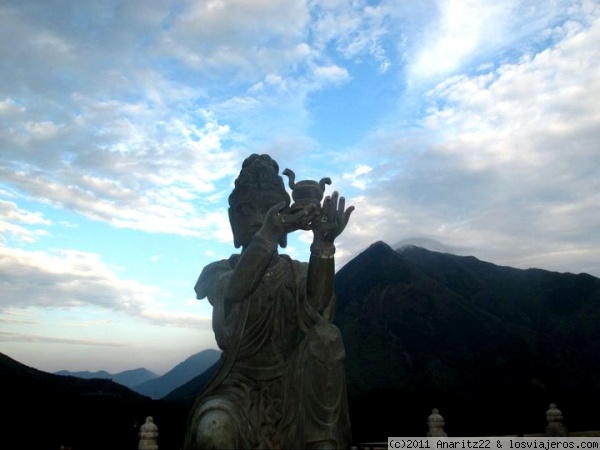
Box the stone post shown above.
[545,403,568,437]
[427,408,448,437]
[139,416,159,450]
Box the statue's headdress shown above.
[228,154,290,248]
[228,154,290,206]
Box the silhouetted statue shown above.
[139,416,159,450]
[184,154,354,449]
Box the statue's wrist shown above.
[310,242,335,259]
[253,230,279,251]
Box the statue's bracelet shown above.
[310,243,336,259]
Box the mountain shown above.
[113,368,159,387]
[163,359,221,403]
[147,242,600,441]
[334,241,600,440]
[55,367,158,389]
[0,352,189,450]
[55,368,112,379]
[132,349,221,399]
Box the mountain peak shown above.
[394,237,458,254]
[132,348,221,399]
[348,240,403,267]
[334,240,600,440]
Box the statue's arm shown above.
[224,201,313,303]
[307,191,354,313]
[306,254,335,313]
[197,224,279,306]
[223,232,278,302]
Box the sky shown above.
[1,0,599,375]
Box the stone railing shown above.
[350,403,600,450]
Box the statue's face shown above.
[229,190,287,249]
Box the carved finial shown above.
[427,408,447,437]
[283,168,296,189]
[319,177,332,191]
[546,403,568,437]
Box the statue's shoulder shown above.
[202,254,239,272]
[195,255,240,300]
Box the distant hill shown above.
[0,352,189,449]
[55,367,158,389]
[56,368,112,379]
[335,241,600,440]
[163,359,221,403]
[132,349,221,399]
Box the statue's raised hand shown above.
[259,201,317,244]
[312,191,354,246]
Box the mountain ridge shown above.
[4,242,600,443]
[52,349,222,399]
[132,348,221,399]
[334,241,600,439]
[55,367,159,389]
[0,351,179,449]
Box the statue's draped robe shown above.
[184,254,351,449]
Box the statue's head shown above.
[228,154,290,249]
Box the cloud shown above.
[0,331,125,347]
[0,246,158,311]
[312,64,351,85]
[139,310,212,328]
[159,0,310,76]
[0,244,212,328]
[1,1,244,237]
[407,0,584,81]
[339,10,600,276]
[2,0,598,281]
[395,237,465,254]
[1,0,394,238]
[410,0,494,77]
[342,164,373,190]
[309,0,393,70]
[0,199,51,244]
[0,94,239,235]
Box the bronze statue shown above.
[184,154,354,449]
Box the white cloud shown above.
[424,9,600,171]
[407,0,585,82]
[158,0,310,76]
[312,64,351,85]
[0,199,50,226]
[339,11,600,276]
[0,246,155,310]
[1,94,239,235]
[0,98,25,115]
[0,244,212,327]
[411,0,487,77]
[0,331,125,347]
[309,0,392,69]
[2,0,598,282]
[342,164,373,190]
[0,199,51,243]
